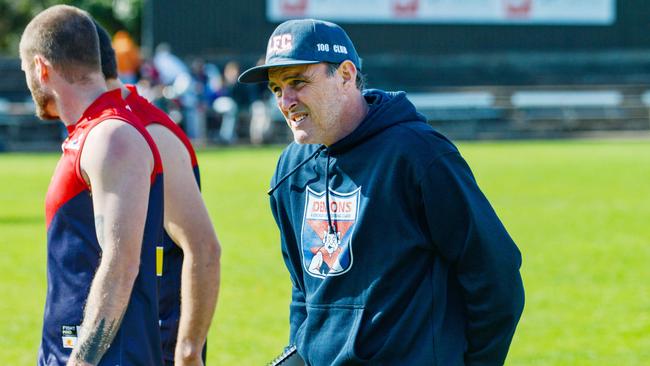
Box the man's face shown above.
[21,58,58,120]
[268,63,345,145]
[323,231,340,254]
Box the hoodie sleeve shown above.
[420,151,525,366]
[269,192,308,345]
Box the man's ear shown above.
[33,55,51,84]
[338,60,357,87]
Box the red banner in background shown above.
[281,0,308,16]
[267,0,615,25]
[505,0,532,19]
[392,0,419,17]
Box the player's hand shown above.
[175,341,205,366]
[175,359,204,366]
[66,358,94,366]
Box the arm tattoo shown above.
[73,318,119,364]
[94,215,104,250]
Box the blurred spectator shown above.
[139,58,160,85]
[153,43,205,142]
[112,30,141,84]
[204,63,225,105]
[136,59,167,112]
[153,43,189,86]
[190,59,225,143]
[213,60,253,144]
[248,57,274,144]
[191,58,223,106]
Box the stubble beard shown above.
[29,74,58,121]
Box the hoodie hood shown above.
[328,89,427,153]
[268,89,426,196]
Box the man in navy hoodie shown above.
[239,19,525,366]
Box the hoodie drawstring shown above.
[324,150,336,235]
[267,144,336,236]
[267,145,326,196]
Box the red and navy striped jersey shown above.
[124,85,202,363]
[38,90,165,366]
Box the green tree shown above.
[0,0,142,56]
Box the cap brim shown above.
[238,59,320,83]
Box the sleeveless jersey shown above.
[38,90,165,366]
[124,85,203,363]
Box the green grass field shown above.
[1,140,649,365]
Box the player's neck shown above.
[55,78,108,126]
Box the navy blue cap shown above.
[238,19,361,83]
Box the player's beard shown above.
[28,73,58,121]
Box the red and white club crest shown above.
[268,33,293,54]
[301,186,361,279]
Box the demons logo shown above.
[301,186,361,279]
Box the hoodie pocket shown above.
[296,304,368,365]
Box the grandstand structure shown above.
[2,0,650,150]
[0,58,61,151]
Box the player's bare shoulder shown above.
[145,123,192,167]
[81,118,154,179]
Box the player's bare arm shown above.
[146,124,221,366]
[67,120,154,366]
